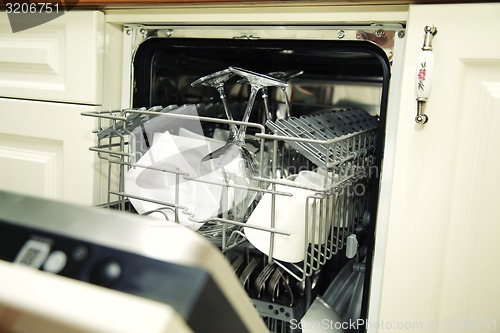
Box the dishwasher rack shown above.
[82,104,378,314]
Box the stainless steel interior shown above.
[83,24,398,333]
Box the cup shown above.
[294,171,331,245]
[244,170,331,263]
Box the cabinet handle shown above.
[415,24,437,124]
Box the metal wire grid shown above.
[82,106,377,284]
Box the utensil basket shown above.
[82,105,378,284]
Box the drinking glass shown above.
[191,68,238,138]
[198,67,288,220]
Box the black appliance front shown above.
[131,36,391,333]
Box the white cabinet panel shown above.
[371,3,500,332]
[0,11,103,105]
[439,60,500,327]
[0,98,99,205]
[0,136,62,199]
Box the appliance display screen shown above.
[14,239,51,269]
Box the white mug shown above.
[244,170,331,263]
[294,171,331,245]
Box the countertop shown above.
[74,0,497,8]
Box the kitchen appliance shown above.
[0,190,267,333]
[82,23,404,332]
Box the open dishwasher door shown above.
[0,190,268,333]
[0,260,192,333]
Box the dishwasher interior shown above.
[83,25,396,332]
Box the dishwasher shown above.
[82,24,401,333]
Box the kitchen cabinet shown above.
[0,99,100,204]
[0,11,104,205]
[0,11,103,104]
[370,3,500,332]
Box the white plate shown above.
[125,131,225,229]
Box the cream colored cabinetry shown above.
[0,11,103,104]
[0,99,99,204]
[370,3,500,332]
[0,11,104,205]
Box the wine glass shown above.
[266,69,304,120]
[237,69,303,122]
[191,68,238,139]
[228,67,288,142]
[260,70,304,179]
[198,67,288,220]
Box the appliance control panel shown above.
[0,220,247,333]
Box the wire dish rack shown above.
[82,104,378,324]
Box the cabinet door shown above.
[0,11,103,105]
[371,3,500,332]
[0,98,99,205]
